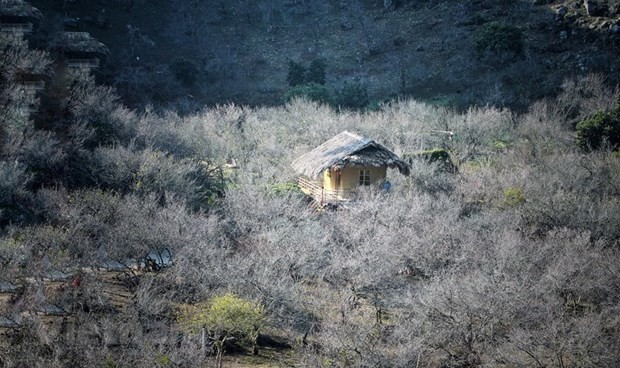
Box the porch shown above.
[297,176,355,204]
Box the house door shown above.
[335,170,342,189]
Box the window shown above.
[359,170,371,186]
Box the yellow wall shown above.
[323,166,387,192]
[323,169,337,192]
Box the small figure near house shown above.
[71,274,82,288]
[382,180,392,192]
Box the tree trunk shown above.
[215,337,226,368]
[216,347,223,368]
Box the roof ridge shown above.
[341,130,367,142]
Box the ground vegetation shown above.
[1,3,620,368]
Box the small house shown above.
[292,131,410,204]
[50,32,109,69]
[0,0,42,33]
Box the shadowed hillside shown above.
[28,0,620,110]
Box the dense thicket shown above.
[1,32,620,368]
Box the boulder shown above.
[555,5,568,21]
[556,5,568,17]
[63,16,80,29]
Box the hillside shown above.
[2,0,620,367]
[28,0,620,109]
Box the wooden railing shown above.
[297,176,355,204]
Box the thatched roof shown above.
[0,0,42,19]
[51,32,110,55]
[292,131,410,179]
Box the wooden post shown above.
[201,327,206,356]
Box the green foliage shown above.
[407,148,456,173]
[179,293,266,366]
[503,187,525,207]
[334,80,369,109]
[285,83,331,104]
[287,59,326,87]
[286,60,306,87]
[180,293,265,338]
[170,57,199,87]
[270,182,301,195]
[205,293,265,338]
[475,22,524,56]
[306,58,326,85]
[102,355,118,368]
[493,139,511,151]
[155,354,172,367]
[575,107,620,151]
[425,94,460,108]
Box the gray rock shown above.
[555,5,568,17]
[63,17,80,29]
[554,5,568,22]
